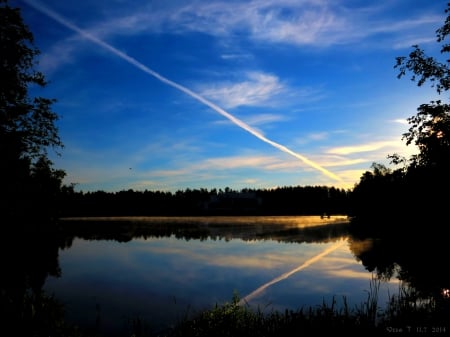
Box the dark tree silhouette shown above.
[351,2,450,228]
[393,3,450,224]
[0,0,65,226]
[394,3,450,171]
[58,185,350,217]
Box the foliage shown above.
[351,2,450,226]
[393,3,450,172]
[0,0,65,225]
[402,100,450,169]
[163,280,448,337]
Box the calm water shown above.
[44,216,401,336]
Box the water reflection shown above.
[348,233,450,302]
[240,240,347,304]
[0,231,65,336]
[59,215,350,243]
[48,238,377,335]
[45,216,386,335]
[3,216,449,336]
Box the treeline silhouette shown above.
[58,185,350,217]
[349,162,449,237]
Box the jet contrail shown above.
[24,0,342,182]
[239,239,346,305]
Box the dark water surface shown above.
[44,216,401,336]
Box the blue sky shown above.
[17,0,445,192]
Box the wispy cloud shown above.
[141,155,289,176]
[200,155,281,170]
[323,137,419,168]
[392,37,437,50]
[199,72,285,108]
[164,0,355,46]
[327,141,396,156]
[220,53,253,60]
[157,1,442,47]
[242,113,288,126]
[34,0,443,74]
[390,118,409,125]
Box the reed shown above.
[12,275,447,336]
[162,275,448,337]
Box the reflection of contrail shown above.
[25,0,342,182]
[239,240,346,305]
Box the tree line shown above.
[57,185,350,217]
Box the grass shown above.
[8,276,448,337]
[159,276,449,337]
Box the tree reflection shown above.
[347,223,450,322]
[3,217,448,335]
[58,217,351,244]
[0,227,80,337]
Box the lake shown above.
[44,216,401,336]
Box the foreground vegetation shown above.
[162,280,449,337]
[10,276,447,337]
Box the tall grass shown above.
[161,275,449,337]
[15,275,447,337]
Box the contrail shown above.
[239,239,346,305]
[24,0,342,182]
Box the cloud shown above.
[243,113,288,126]
[155,1,442,47]
[33,0,443,74]
[327,140,399,155]
[201,155,280,170]
[38,38,80,73]
[164,0,350,46]
[390,118,409,125]
[326,268,375,280]
[392,37,437,50]
[319,157,368,168]
[246,2,346,45]
[307,132,329,141]
[220,53,253,60]
[120,154,290,191]
[199,72,285,108]
[59,130,416,192]
[242,178,259,185]
[143,155,287,175]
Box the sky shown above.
[15,0,446,193]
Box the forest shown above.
[57,185,350,217]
